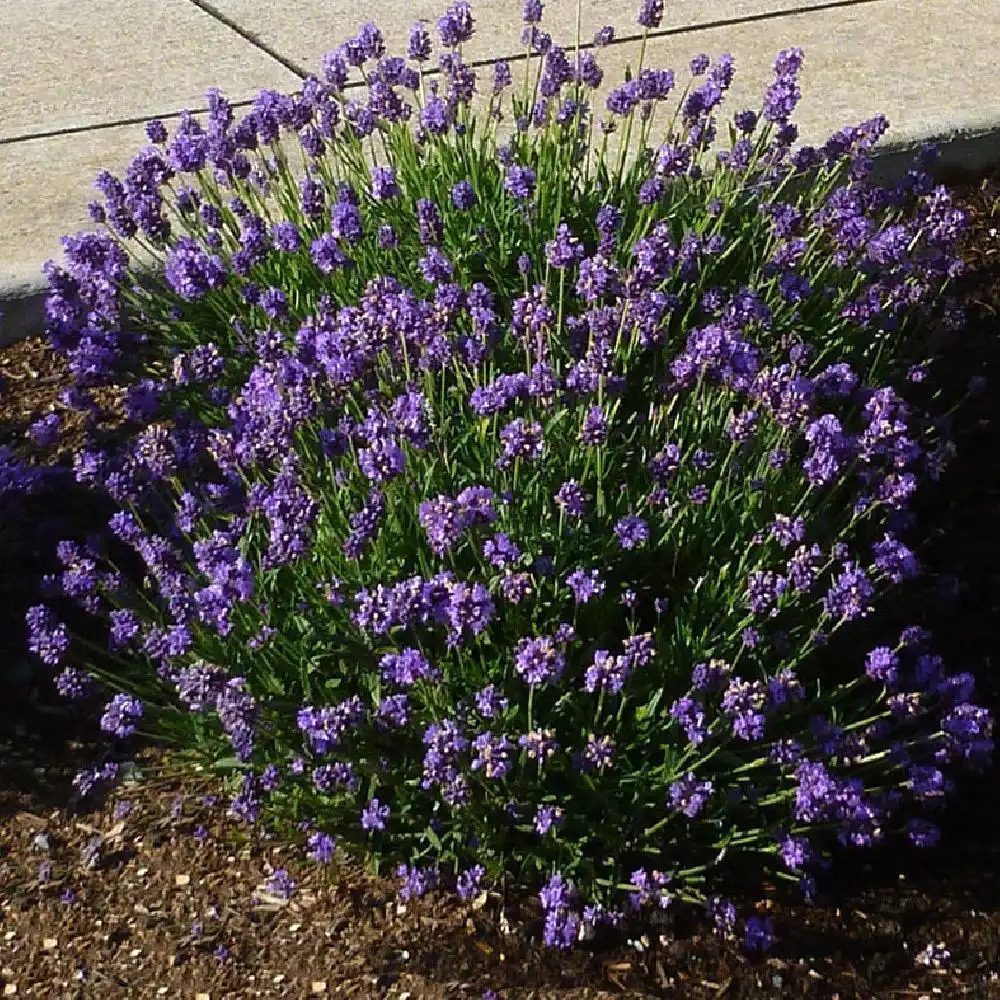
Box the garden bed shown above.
[0,157,998,998]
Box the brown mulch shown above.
[2,163,1000,999]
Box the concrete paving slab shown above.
[0,124,149,293]
[208,0,841,80]
[0,0,300,142]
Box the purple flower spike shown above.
[397,863,438,900]
[408,21,432,61]
[165,237,227,300]
[29,413,62,447]
[514,635,565,686]
[504,164,536,200]
[614,515,649,550]
[307,831,336,865]
[669,772,713,818]
[522,0,543,24]
[637,0,664,29]
[361,797,391,832]
[438,1,474,47]
[99,693,144,739]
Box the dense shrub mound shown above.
[27,0,992,950]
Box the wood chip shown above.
[42,938,57,950]
[252,890,290,908]
[13,812,47,829]
[174,873,191,887]
[310,983,328,994]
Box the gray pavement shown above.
[1,0,999,342]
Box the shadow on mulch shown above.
[0,341,135,818]
[0,162,999,999]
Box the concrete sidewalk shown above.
[1,0,999,341]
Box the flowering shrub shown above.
[31,0,992,949]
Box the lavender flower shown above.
[517,731,560,769]
[823,562,875,622]
[261,868,296,901]
[637,0,664,29]
[614,515,648,550]
[99,693,143,739]
[54,667,92,700]
[307,831,336,864]
[297,697,365,754]
[418,495,467,555]
[457,866,487,902]
[545,223,583,269]
[483,532,520,569]
[407,21,432,61]
[514,635,565,686]
[534,803,565,835]
[472,731,514,779]
[670,695,708,746]
[361,797,391,832]
[669,773,713,818]
[539,873,579,949]
[522,0,543,23]
[579,405,608,445]
[498,418,544,468]
[555,480,587,516]
[577,734,615,773]
[438,1,474,47]
[566,567,604,604]
[474,684,509,718]
[374,693,409,730]
[504,164,536,200]
[397,863,438,900]
[370,165,400,201]
[72,762,119,799]
[451,180,477,209]
[165,238,226,299]
[708,896,737,937]
[26,605,70,666]
[721,679,767,742]
[29,413,61,447]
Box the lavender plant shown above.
[32,0,991,950]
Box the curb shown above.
[0,279,48,349]
[2,122,998,349]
